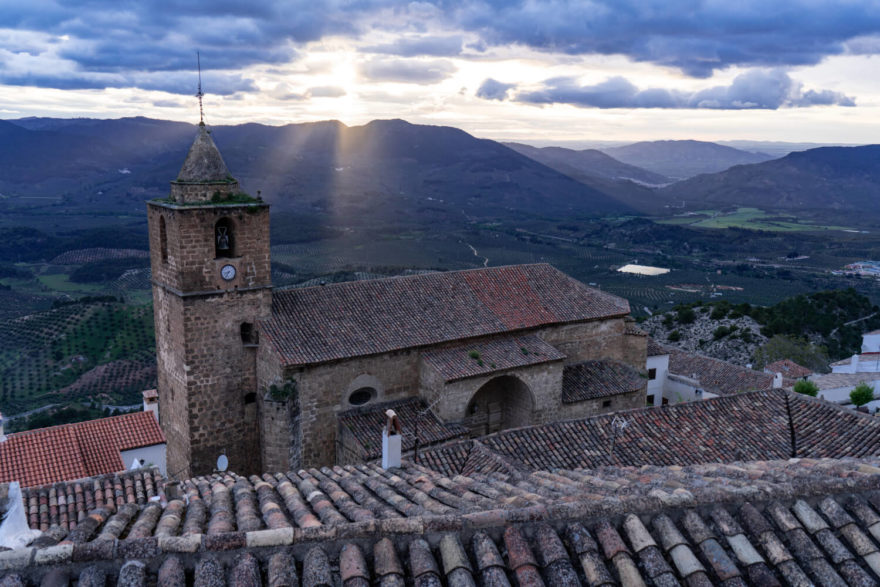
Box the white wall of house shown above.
[816,380,880,405]
[664,374,717,403]
[832,354,880,374]
[646,354,669,406]
[121,443,166,475]
[862,332,880,353]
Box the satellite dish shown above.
[216,454,228,472]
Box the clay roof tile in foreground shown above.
[262,264,630,366]
[3,456,880,585]
[0,412,164,488]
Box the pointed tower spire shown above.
[168,55,241,204]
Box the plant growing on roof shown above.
[850,382,875,407]
[793,379,819,397]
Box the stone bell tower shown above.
[147,122,271,479]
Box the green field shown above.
[656,208,851,232]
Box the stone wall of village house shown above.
[542,387,646,422]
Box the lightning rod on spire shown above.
[196,51,205,125]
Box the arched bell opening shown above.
[214,217,235,258]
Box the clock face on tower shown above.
[220,264,236,281]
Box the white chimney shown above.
[852,354,860,371]
[0,411,5,442]
[381,409,402,469]
[773,372,783,389]
[142,389,159,422]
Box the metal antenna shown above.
[196,51,205,124]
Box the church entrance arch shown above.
[464,375,534,437]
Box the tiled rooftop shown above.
[666,344,776,396]
[418,389,880,476]
[337,398,468,460]
[263,264,630,366]
[647,337,668,357]
[0,412,165,488]
[561,360,645,403]
[4,457,880,585]
[812,372,880,391]
[422,334,565,382]
[831,352,880,367]
[765,359,812,379]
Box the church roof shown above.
[0,411,165,488]
[174,123,233,183]
[561,359,645,403]
[263,264,630,366]
[421,334,565,382]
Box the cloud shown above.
[476,78,516,100]
[444,0,880,78]
[359,58,457,84]
[306,86,347,98]
[365,35,463,57]
[0,68,256,95]
[511,70,855,109]
[3,0,880,94]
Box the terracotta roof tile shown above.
[422,335,564,382]
[666,345,775,395]
[0,412,164,488]
[562,359,645,403]
[765,359,812,378]
[262,264,629,366]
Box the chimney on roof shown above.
[142,389,159,423]
[381,409,402,469]
[772,372,783,389]
[0,412,5,442]
[853,354,860,370]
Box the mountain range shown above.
[2,116,879,226]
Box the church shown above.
[148,122,648,479]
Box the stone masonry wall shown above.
[536,318,644,369]
[151,286,190,480]
[147,202,270,293]
[256,345,294,473]
[282,351,421,468]
[148,201,272,479]
[420,359,565,427]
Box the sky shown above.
[1,0,879,144]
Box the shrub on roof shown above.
[793,379,819,397]
[850,383,875,407]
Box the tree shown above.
[850,383,875,407]
[677,307,696,324]
[752,335,829,373]
[793,379,819,397]
[668,330,681,342]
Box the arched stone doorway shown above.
[464,375,534,437]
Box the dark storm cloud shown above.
[2,0,879,93]
[359,58,457,84]
[444,0,880,78]
[0,69,256,95]
[513,70,855,109]
[365,35,464,57]
[476,78,516,100]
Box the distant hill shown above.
[504,143,671,185]
[660,145,880,219]
[0,117,630,221]
[603,140,776,179]
[502,142,675,213]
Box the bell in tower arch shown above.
[215,218,234,258]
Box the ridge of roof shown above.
[263,264,630,366]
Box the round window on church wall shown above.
[348,387,376,406]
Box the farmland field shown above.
[656,208,852,232]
